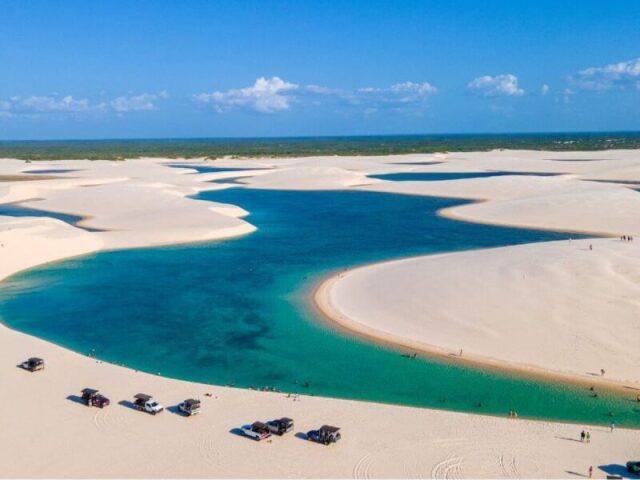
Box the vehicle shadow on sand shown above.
[118,400,138,411]
[66,394,86,406]
[167,405,189,416]
[229,427,246,438]
[599,464,637,479]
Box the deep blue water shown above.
[369,171,559,181]
[167,164,269,174]
[26,169,77,174]
[0,202,103,232]
[0,187,638,426]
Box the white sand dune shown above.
[320,238,640,386]
[1,152,640,477]
[241,165,375,190]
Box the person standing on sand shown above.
[610,422,615,432]
[586,431,590,443]
[580,430,586,442]
[589,466,593,478]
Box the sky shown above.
[0,0,639,140]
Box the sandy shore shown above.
[1,152,640,477]
[314,238,640,391]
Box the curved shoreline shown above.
[3,183,632,398]
[2,155,640,477]
[312,259,640,397]
[439,202,618,239]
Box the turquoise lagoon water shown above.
[0,187,638,427]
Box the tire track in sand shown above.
[353,452,374,479]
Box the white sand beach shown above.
[317,238,640,387]
[1,151,640,478]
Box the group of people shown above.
[621,234,634,241]
[580,422,616,443]
[507,409,518,418]
[580,429,591,442]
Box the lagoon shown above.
[0,186,637,426]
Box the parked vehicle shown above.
[20,357,44,372]
[81,388,110,408]
[133,393,163,415]
[627,461,640,474]
[241,421,272,441]
[307,425,341,445]
[266,417,294,435]
[178,398,201,416]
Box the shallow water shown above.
[0,187,638,427]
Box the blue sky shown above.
[1,0,639,140]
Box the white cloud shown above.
[468,74,524,97]
[541,84,550,95]
[390,81,438,96]
[195,77,299,113]
[0,91,169,117]
[195,77,437,114]
[13,95,91,113]
[304,84,340,95]
[572,57,640,91]
[110,91,168,112]
[348,81,437,110]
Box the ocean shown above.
[1,132,640,160]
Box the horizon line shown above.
[2,129,640,143]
